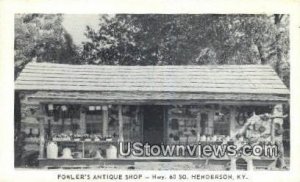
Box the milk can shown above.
[46,141,58,159]
[106,145,117,159]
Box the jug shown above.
[46,141,58,159]
[106,145,117,159]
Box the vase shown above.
[46,141,58,159]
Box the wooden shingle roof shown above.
[15,62,289,95]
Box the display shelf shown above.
[53,140,117,144]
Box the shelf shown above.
[53,140,117,144]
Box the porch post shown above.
[230,158,236,170]
[208,110,214,135]
[79,106,86,134]
[39,116,45,158]
[196,112,201,142]
[102,105,108,136]
[272,104,286,168]
[230,106,236,137]
[118,105,124,142]
[271,104,283,142]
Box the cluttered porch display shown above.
[17,95,286,170]
[15,63,289,170]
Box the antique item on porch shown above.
[73,152,82,159]
[106,145,117,159]
[61,148,73,159]
[52,133,71,141]
[212,135,217,142]
[90,150,103,159]
[46,141,58,159]
[106,136,113,141]
[200,135,206,142]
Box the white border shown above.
[1,0,300,182]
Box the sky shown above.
[62,14,100,46]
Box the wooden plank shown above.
[17,74,284,85]
[22,68,278,77]
[118,105,124,142]
[26,62,274,70]
[79,107,86,134]
[29,91,289,100]
[22,63,276,74]
[196,112,201,142]
[17,72,280,81]
[31,98,287,106]
[102,105,108,137]
[230,106,237,137]
[39,116,45,158]
[15,84,290,95]
[16,78,286,89]
[15,80,288,90]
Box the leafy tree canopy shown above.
[82,14,289,87]
[14,14,80,79]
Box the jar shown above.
[61,148,73,159]
[106,145,117,159]
[46,141,58,159]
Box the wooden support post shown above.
[39,117,45,158]
[196,111,201,142]
[272,104,284,141]
[272,104,286,168]
[270,119,275,142]
[79,107,86,134]
[247,158,254,171]
[230,106,236,137]
[163,106,167,144]
[140,107,144,143]
[230,158,236,170]
[102,105,108,137]
[118,105,124,142]
[208,110,214,135]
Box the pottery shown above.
[200,135,206,142]
[93,151,103,159]
[106,145,117,159]
[61,148,73,159]
[46,141,58,159]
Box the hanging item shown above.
[106,145,117,159]
[61,105,67,111]
[48,104,54,111]
[46,141,58,159]
[89,106,95,111]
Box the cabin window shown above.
[85,110,102,134]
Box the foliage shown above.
[14,14,80,79]
[82,14,289,87]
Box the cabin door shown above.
[143,105,164,145]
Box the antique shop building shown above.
[15,62,289,170]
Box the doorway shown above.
[143,105,164,145]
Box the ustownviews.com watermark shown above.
[119,142,278,158]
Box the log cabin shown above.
[15,62,289,170]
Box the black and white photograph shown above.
[13,14,290,171]
[2,1,300,181]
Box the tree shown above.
[14,14,80,79]
[82,14,289,86]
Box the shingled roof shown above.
[15,62,289,103]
